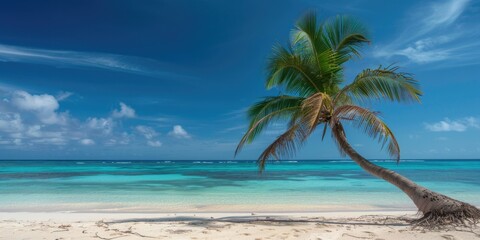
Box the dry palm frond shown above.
[236,107,297,155]
[332,105,400,162]
[301,92,332,133]
[257,122,310,172]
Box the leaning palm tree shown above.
[235,13,480,226]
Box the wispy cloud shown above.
[220,124,246,133]
[56,91,73,101]
[374,0,480,67]
[220,107,248,122]
[425,117,479,132]
[0,43,185,77]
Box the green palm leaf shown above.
[321,15,370,60]
[336,65,422,104]
[266,44,321,96]
[235,95,304,155]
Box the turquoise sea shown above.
[0,160,479,212]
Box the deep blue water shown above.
[0,159,479,212]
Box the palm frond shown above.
[291,11,322,60]
[332,105,400,162]
[321,15,370,61]
[335,65,422,104]
[257,121,310,172]
[300,92,332,133]
[235,95,304,155]
[266,44,322,96]
[291,13,347,92]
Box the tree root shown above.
[412,202,480,229]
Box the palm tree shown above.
[235,13,480,226]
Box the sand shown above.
[0,211,479,240]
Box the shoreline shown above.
[1,211,479,239]
[0,203,417,214]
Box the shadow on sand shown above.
[106,214,412,227]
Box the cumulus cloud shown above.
[135,125,158,140]
[86,117,114,134]
[425,117,479,132]
[168,125,191,139]
[0,113,24,133]
[0,109,69,146]
[136,125,162,147]
[11,91,66,124]
[0,88,182,150]
[105,132,131,146]
[112,102,136,118]
[0,89,129,148]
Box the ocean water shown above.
[0,160,479,212]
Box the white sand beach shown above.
[1,211,479,240]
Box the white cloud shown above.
[11,91,58,111]
[425,119,466,132]
[465,117,479,128]
[423,0,469,27]
[394,37,453,63]
[112,102,136,118]
[0,113,24,132]
[80,139,95,146]
[0,109,70,145]
[0,43,184,77]
[105,132,131,146]
[147,140,162,147]
[374,0,480,66]
[0,88,176,149]
[220,124,246,133]
[135,125,158,140]
[86,117,114,134]
[56,91,73,101]
[425,117,479,132]
[25,125,42,137]
[136,125,162,147]
[11,91,66,124]
[169,125,191,139]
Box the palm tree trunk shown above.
[332,123,480,226]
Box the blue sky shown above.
[0,0,479,160]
